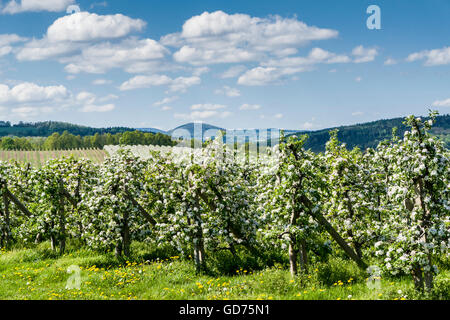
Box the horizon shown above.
[0,1,449,131]
[2,112,449,133]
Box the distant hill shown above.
[0,121,136,138]
[167,122,299,143]
[169,123,225,141]
[288,114,450,152]
[137,128,168,135]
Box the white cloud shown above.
[15,12,167,74]
[192,66,210,76]
[432,98,450,107]
[47,12,146,42]
[384,58,397,65]
[0,82,68,104]
[168,76,201,93]
[63,38,169,74]
[80,103,115,113]
[154,96,178,106]
[352,45,378,63]
[301,122,315,130]
[10,106,55,118]
[162,10,338,65]
[0,34,27,57]
[2,0,75,14]
[175,103,231,120]
[16,38,80,61]
[240,103,261,111]
[274,113,283,119]
[76,91,96,104]
[92,79,112,85]
[74,91,116,112]
[120,74,201,93]
[190,104,226,111]
[214,86,241,97]
[119,74,172,91]
[263,48,350,68]
[98,94,118,102]
[0,34,27,46]
[352,111,364,116]
[238,67,280,86]
[220,65,247,79]
[240,47,352,85]
[355,77,362,82]
[406,47,450,66]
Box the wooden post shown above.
[58,179,66,255]
[2,188,11,248]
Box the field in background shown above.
[0,149,108,167]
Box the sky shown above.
[0,0,449,131]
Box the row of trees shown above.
[0,130,175,151]
[0,113,448,292]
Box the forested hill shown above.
[0,121,134,137]
[290,114,450,152]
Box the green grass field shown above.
[1,242,448,300]
[0,149,107,167]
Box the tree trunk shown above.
[58,180,66,255]
[50,221,57,251]
[193,215,206,273]
[115,240,122,259]
[2,189,11,248]
[302,195,367,270]
[122,211,131,257]
[299,239,308,274]
[424,254,434,292]
[412,264,424,292]
[288,239,298,277]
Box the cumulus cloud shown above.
[352,45,378,63]
[432,98,450,107]
[74,90,116,112]
[153,96,179,106]
[162,10,338,65]
[384,58,397,65]
[120,74,201,92]
[238,67,281,86]
[239,47,355,85]
[46,12,146,42]
[240,103,261,111]
[191,104,226,111]
[220,65,247,79]
[15,12,168,74]
[0,82,68,104]
[406,47,450,66]
[2,0,75,14]
[92,79,112,85]
[274,113,283,119]
[62,39,169,74]
[119,74,172,91]
[175,103,231,120]
[0,34,27,57]
[80,103,115,113]
[214,86,241,97]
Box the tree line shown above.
[0,130,175,151]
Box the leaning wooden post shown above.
[58,179,66,255]
[1,181,11,248]
[3,188,11,248]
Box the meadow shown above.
[1,241,448,300]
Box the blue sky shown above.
[0,0,449,131]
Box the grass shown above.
[0,149,107,167]
[1,242,447,301]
